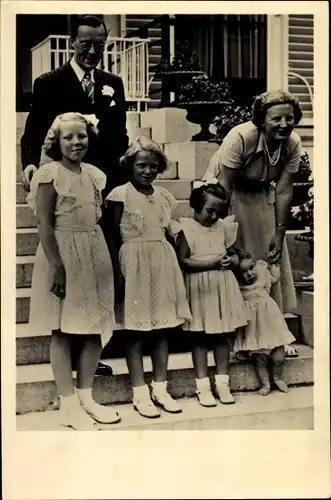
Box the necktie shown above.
[82,72,94,103]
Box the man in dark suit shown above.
[21,14,129,193]
[21,15,129,375]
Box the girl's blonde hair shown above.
[43,112,98,161]
[120,136,168,174]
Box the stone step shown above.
[15,313,302,365]
[16,228,39,256]
[16,344,313,414]
[16,385,313,430]
[17,204,37,228]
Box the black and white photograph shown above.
[1,1,329,498]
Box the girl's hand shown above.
[219,254,232,270]
[50,263,66,299]
[266,231,285,264]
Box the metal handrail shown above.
[288,70,314,112]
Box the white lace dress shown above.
[233,260,296,355]
[179,216,247,334]
[26,162,115,347]
[106,182,192,331]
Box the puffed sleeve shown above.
[85,163,106,193]
[158,187,178,228]
[284,132,302,173]
[105,185,126,204]
[26,162,59,215]
[203,127,245,181]
[256,260,272,292]
[223,215,239,249]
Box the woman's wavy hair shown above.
[190,183,229,213]
[120,136,168,177]
[251,90,303,128]
[42,112,98,161]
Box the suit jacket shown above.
[21,61,129,188]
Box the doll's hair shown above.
[251,90,303,128]
[120,136,168,176]
[190,183,229,213]
[42,112,97,161]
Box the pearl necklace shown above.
[263,137,281,166]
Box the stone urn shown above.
[177,101,230,141]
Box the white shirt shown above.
[70,58,95,84]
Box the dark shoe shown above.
[95,362,113,376]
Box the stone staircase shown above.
[15,109,314,429]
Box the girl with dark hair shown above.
[203,90,304,358]
[177,183,247,407]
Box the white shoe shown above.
[76,388,121,424]
[151,381,182,414]
[133,384,160,418]
[195,378,217,407]
[215,375,235,405]
[59,394,100,431]
[82,401,121,424]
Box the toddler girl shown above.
[232,251,296,395]
[27,112,120,430]
[177,183,247,407]
[106,137,192,418]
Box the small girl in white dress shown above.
[106,137,192,418]
[177,183,247,407]
[232,250,296,395]
[27,112,120,430]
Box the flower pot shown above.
[177,101,230,141]
[157,71,205,92]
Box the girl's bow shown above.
[193,178,219,189]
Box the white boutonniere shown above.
[102,85,116,107]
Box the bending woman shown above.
[203,90,303,357]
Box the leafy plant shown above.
[176,75,233,104]
[211,104,252,142]
[294,151,313,184]
[154,40,202,73]
[291,185,314,234]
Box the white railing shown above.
[31,35,150,110]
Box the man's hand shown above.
[22,165,37,191]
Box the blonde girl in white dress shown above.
[232,250,296,396]
[177,183,247,407]
[106,137,192,418]
[27,112,120,430]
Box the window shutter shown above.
[288,15,314,121]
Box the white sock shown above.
[132,384,151,400]
[59,392,80,409]
[215,374,230,385]
[151,380,167,394]
[76,387,94,406]
[196,377,211,391]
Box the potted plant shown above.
[288,151,314,230]
[291,184,314,283]
[175,75,232,141]
[154,39,205,92]
[210,103,252,144]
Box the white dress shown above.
[179,216,247,334]
[106,182,192,331]
[233,260,296,355]
[26,162,115,347]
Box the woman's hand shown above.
[266,230,285,264]
[50,263,66,299]
[219,253,232,270]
